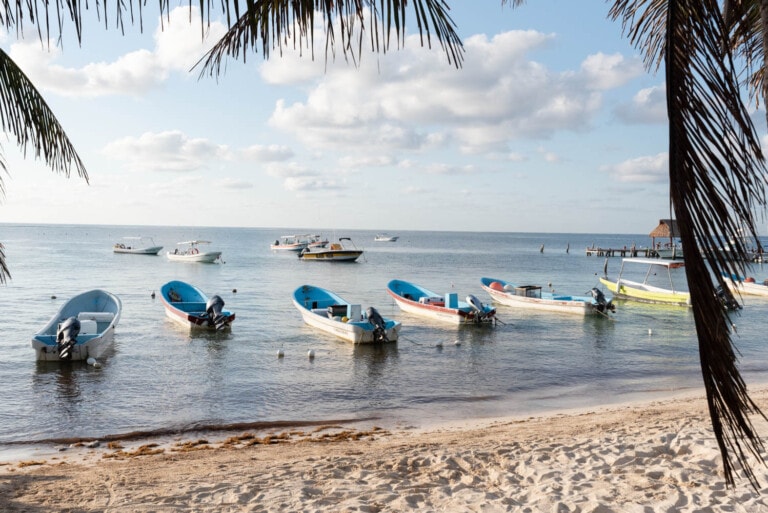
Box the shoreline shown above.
[4,387,768,511]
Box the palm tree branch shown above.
[0,48,87,181]
[612,0,768,488]
[194,0,463,77]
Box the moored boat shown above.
[722,273,768,297]
[480,277,614,316]
[599,257,691,307]
[32,289,122,361]
[270,235,310,252]
[167,241,222,263]
[160,280,235,330]
[292,284,400,343]
[298,237,363,262]
[374,233,399,242]
[386,279,496,324]
[113,237,163,255]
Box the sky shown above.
[0,1,763,234]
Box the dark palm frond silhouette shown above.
[0,0,767,487]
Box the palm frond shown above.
[0,242,8,284]
[0,48,87,181]
[195,0,464,77]
[611,0,768,488]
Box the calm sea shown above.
[2,224,768,447]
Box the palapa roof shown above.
[649,219,680,238]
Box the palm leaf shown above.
[611,0,768,488]
[194,0,464,77]
[0,49,87,181]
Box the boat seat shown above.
[78,312,115,323]
[78,319,98,335]
[327,304,348,318]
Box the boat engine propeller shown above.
[466,294,489,323]
[590,287,616,314]
[56,316,80,360]
[205,295,229,331]
[366,306,389,343]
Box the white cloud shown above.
[615,84,668,124]
[267,29,621,156]
[103,130,229,172]
[604,152,668,183]
[241,144,295,162]
[9,7,225,97]
[284,176,345,191]
[580,52,643,90]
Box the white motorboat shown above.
[167,241,223,263]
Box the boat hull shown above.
[480,277,600,316]
[167,251,222,263]
[723,276,768,297]
[299,250,363,262]
[31,290,122,361]
[599,277,691,307]
[386,279,495,325]
[160,281,235,330]
[114,246,163,255]
[293,285,400,344]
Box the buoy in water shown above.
[150,291,156,299]
[454,340,461,346]
[277,349,284,358]
[232,288,237,293]
[87,357,96,366]
[436,341,443,348]
[308,349,315,359]
[93,362,102,369]
[648,329,653,336]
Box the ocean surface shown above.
[2,224,768,448]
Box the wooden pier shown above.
[585,247,657,258]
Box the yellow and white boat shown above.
[599,257,691,307]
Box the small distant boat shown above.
[292,285,400,344]
[599,257,691,307]
[307,234,329,248]
[270,235,310,252]
[386,279,496,325]
[298,237,363,262]
[113,237,163,255]
[160,280,235,330]
[167,241,222,263]
[480,277,614,316]
[722,273,768,297]
[32,289,122,361]
[374,234,399,242]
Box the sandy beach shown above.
[4,388,768,512]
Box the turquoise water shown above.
[1,224,767,446]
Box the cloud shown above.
[267,29,626,155]
[103,130,229,172]
[241,144,295,162]
[615,84,667,124]
[580,52,644,90]
[9,7,225,97]
[284,176,345,191]
[604,152,668,183]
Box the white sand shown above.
[3,388,768,512]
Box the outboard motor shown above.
[466,294,489,323]
[590,287,616,314]
[56,316,81,360]
[716,286,742,311]
[205,295,229,331]
[366,306,389,343]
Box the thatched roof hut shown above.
[649,219,679,244]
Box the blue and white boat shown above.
[32,289,122,361]
[160,280,235,331]
[292,285,400,344]
[480,277,614,317]
[386,279,496,325]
